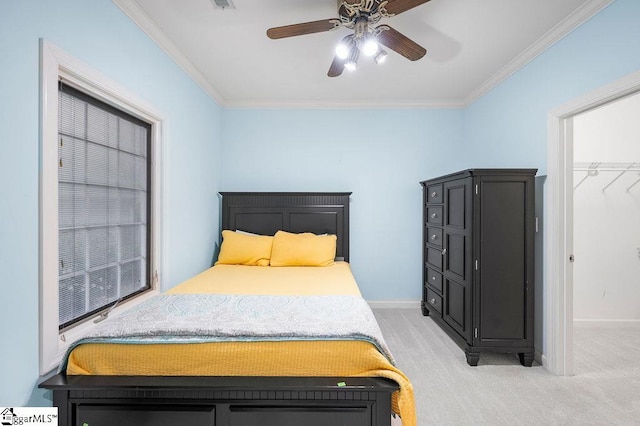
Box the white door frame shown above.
[545,69,640,375]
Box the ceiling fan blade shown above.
[383,0,431,15]
[376,25,426,61]
[267,19,340,39]
[327,55,345,77]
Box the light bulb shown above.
[344,47,360,71]
[362,37,379,57]
[335,36,354,60]
[336,43,350,60]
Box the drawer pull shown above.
[430,298,436,304]
[431,234,437,240]
[431,191,438,198]
[431,276,436,281]
[430,213,438,219]
[442,248,447,255]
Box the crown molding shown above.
[112,0,226,106]
[463,0,615,107]
[223,98,466,109]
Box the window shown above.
[57,83,151,329]
[40,41,163,374]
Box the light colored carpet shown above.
[373,309,640,425]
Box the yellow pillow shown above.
[270,230,337,267]
[215,230,273,266]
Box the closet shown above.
[573,92,640,323]
[573,161,640,320]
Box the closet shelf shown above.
[573,162,640,191]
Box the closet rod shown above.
[573,162,640,191]
[574,167,640,172]
[574,161,640,171]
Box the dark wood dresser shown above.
[420,169,537,366]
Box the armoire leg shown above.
[465,349,480,366]
[518,352,534,367]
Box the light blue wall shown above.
[0,0,222,406]
[221,108,465,300]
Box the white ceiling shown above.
[114,0,612,108]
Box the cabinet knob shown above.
[431,276,436,281]
[442,248,447,255]
[430,298,436,304]
[431,191,438,198]
[430,213,437,219]
[430,234,437,240]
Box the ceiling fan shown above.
[266,0,430,77]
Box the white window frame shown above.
[39,40,164,375]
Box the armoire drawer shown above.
[425,267,443,293]
[426,206,443,225]
[425,288,442,314]
[426,227,443,247]
[425,183,443,204]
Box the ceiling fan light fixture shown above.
[266,0,428,77]
[374,49,388,64]
[344,47,360,71]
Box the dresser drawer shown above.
[425,267,443,293]
[425,288,442,314]
[426,227,443,247]
[426,206,443,226]
[426,183,443,204]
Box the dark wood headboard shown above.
[219,192,351,261]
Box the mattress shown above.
[64,262,415,425]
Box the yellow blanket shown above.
[166,262,363,296]
[66,262,416,426]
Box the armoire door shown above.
[474,175,534,348]
[442,178,473,343]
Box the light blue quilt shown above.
[61,294,395,371]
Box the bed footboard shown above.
[40,375,398,426]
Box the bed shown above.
[40,192,415,426]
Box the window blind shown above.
[58,82,151,329]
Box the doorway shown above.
[572,93,640,374]
[545,69,640,376]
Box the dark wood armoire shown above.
[420,169,537,366]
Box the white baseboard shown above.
[367,300,421,310]
[535,350,544,366]
[574,318,640,324]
